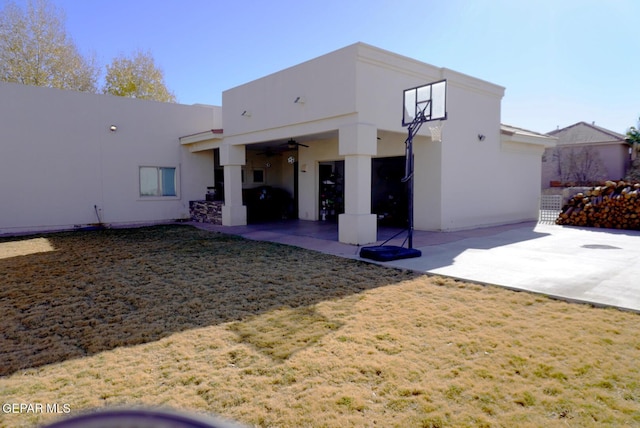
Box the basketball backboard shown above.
[402,79,447,126]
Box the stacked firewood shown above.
[556,181,640,230]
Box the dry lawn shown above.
[1,225,639,427]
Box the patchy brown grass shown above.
[1,225,639,427]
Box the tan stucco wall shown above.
[2,43,552,239]
[0,81,218,234]
[218,43,547,233]
[542,143,630,188]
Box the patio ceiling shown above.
[244,131,338,152]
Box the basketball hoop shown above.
[360,79,448,261]
[428,121,444,143]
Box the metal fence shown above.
[539,195,562,224]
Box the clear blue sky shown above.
[8,0,640,134]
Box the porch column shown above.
[220,144,247,226]
[338,123,377,245]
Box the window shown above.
[253,168,265,183]
[140,166,177,197]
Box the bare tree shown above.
[103,50,176,103]
[557,146,607,185]
[0,0,98,92]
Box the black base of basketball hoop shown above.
[360,245,422,262]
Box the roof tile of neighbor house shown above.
[500,123,550,138]
[547,121,626,146]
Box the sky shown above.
[6,0,640,134]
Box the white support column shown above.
[220,144,247,226]
[338,123,377,245]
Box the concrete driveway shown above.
[380,223,640,312]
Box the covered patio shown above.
[181,120,414,247]
[180,43,553,248]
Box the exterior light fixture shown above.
[109,125,117,132]
[478,134,486,141]
[294,96,305,104]
[241,110,251,117]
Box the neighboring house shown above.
[1,42,555,245]
[542,121,630,188]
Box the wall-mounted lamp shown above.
[301,163,308,173]
[109,125,117,132]
[477,134,486,141]
[241,110,251,117]
[294,96,306,104]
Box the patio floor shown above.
[188,219,640,312]
[186,220,528,258]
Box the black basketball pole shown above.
[402,113,425,249]
[405,130,414,249]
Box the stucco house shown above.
[1,43,555,245]
[542,121,630,188]
[0,81,219,234]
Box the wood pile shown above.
[556,181,640,230]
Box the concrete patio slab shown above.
[189,221,640,312]
[381,223,640,312]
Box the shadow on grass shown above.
[0,225,418,377]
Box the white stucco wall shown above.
[0,82,218,234]
[217,43,549,234]
[436,73,506,230]
[352,46,545,231]
[2,43,551,239]
[222,46,358,144]
[243,148,299,195]
[496,144,546,223]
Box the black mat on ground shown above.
[359,245,422,261]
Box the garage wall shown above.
[437,72,506,230]
[435,72,546,230]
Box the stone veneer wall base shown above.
[189,200,223,225]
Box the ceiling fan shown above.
[256,139,308,157]
[283,138,309,149]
